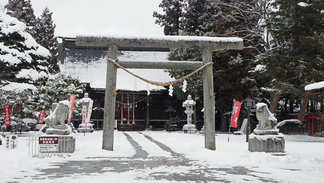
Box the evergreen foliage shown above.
[153,0,184,35]
[32,74,86,111]
[167,47,203,101]
[154,0,264,118]
[5,1,59,74]
[34,7,60,73]
[255,0,324,118]
[5,0,37,38]
[208,0,264,113]
[0,12,51,86]
[182,0,216,36]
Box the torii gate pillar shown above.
[102,44,118,150]
[202,46,215,150]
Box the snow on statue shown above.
[45,100,71,135]
[255,102,277,131]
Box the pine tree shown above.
[182,0,216,35]
[0,12,51,87]
[34,7,60,73]
[5,0,37,38]
[256,0,324,121]
[206,0,263,115]
[153,0,184,35]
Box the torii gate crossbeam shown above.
[76,35,243,151]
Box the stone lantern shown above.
[182,95,197,134]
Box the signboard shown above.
[231,100,242,128]
[68,94,76,123]
[6,135,17,149]
[39,136,59,152]
[38,110,46,124]
[4,104,10,126]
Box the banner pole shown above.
[228,99,235,142]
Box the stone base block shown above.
[58,136,75,153]
[248,133,285,153]
[253,129,279,135]
[119,124,134,131]
[183,124,197,134]
[46,128,71,135]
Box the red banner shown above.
[68,94,76,123]
[4,104,10,126]
[38,110,46,124]
[82,105,86,123]
[231,100,242,128]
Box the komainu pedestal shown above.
[248,103,285,153]
[248,133,285,153]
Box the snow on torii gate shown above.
[76,35,243,151]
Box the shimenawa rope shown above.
[107,58,213,96]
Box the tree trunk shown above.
[298,97,309,122]
[270,93,280,113]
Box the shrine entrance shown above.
[76,35,243,151]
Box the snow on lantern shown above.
[182,95,197,134]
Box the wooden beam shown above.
[76,35,243,50]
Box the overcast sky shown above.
[0,0,164,37]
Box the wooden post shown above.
[203,46,216,150]
[132,93,136,125]
[146,97,150,129]
[102,44,118,151]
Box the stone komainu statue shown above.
[45,101,69,129]
[255,103,277,130]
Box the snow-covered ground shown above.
[1,130,324,182]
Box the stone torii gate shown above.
[76,35,243,151]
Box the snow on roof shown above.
[277,119,302,128]
[59,51,174,91]
[305,81,324,91]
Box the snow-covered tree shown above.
[5,0,37,38]
[34,7,59,73]
[0,12,52,128]
[32,74,86,111]
[153,0,184,35]
[255,0,324,121]
[0,12,51,88]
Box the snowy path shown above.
[2,131,324,182]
